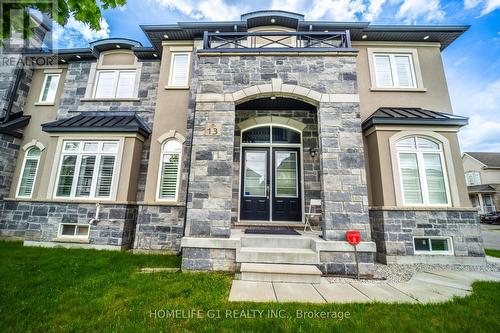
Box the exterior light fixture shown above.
[116,44,121,48]
[362,34,368,39]
[76,55,81,59]
[270,96,276,100]
[215,30,220,33]
[163,34,169,39]
[153,53,158,57]
[270,18,276,23]
[423,35,430,40]
[324,30,329,32]
[309,147,318,158]
[60,59,66,63]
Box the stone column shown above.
[317,102,370,241]
[185,100,235,238]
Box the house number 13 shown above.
[205,123,221,136]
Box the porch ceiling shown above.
[236,97,316,111]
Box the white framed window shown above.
[482,194,496,213]
[58,223,90,238]
[373,53,416,88]
[38,74,60,103]
[54,141,119,199]
[465,171,481,186]
[168,53,190,87]
[16,147,42,198]
[93,70,136,98]
[396,136,450,206]
[157,139,182,201]
[413,237,453,255]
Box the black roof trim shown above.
[42,112,151,138]
[362,107,469,131]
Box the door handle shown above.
[266,185,270,199]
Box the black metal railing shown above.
[201,31,352,52]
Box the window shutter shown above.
[399,153,423,204]
[96,156,116,198]
[115,71,136,98]
[159,153,180,199]
[170,54,189,86]
[94,72,116,98]
[18,159,39,197]
[374,55,393,87]
[394,55,414,87]
[423,153,447,204]
[57,155,77,197]
[75,156,96,197]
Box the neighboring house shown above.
[0,10,485,276]
[462,152,500,214]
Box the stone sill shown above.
[164,86,190,90]
[369,206,478,212]
[3,197,136,206]
[52,237,90,244]
[370,87,427,92]
[34,102,55,106]
[80,98,140,102]
[137,201,185,207]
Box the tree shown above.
[1,0,126,41]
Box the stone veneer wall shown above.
[232,109,321,225]
[0,134,21,201]
[0,200,137,248]
[181,248,237,271]
[319,251,375,276]
[370,208,485,264]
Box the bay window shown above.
[55,141,119,199]
[396,136,450,206]
[17,147,42,198]
[158,139,182,201]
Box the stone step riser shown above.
[236,251,319,264]
[241,272,321,284]
[240,237,312,249]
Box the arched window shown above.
[396,136,450,205]
[158,139,182,201]
[17,147,42,197]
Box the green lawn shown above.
[485,248,500,258]
[1,241,500,333]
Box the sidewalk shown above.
[228,270,500,303]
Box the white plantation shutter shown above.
[96,156,116,198]
[75,155,96,197]
[374,55,393,87]
[17,148,41,197]
[169,53,189,87]
[394,55,414,87]
[94,71,116,98]
[159,154,180,199]
[57,155,77,197]
[115,71,136,98]
[399,153,423,204]
[40,74,60,102]
[423,153,447,204]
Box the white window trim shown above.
[38,73,61,104]
[156,139,183,202]
[373,53,416,88]
[58,223,90,239]
[389,131,460,208]
[167,52,191,89]
[395,139,451,206]
[465,171,481,186]
[92,69,137,99]
[52,139,122,201]
[413,236,454,255]
[367,48,426,91]
[16,147,42,198]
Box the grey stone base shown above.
[0,200,137,249]
[23,240,125,251]
[319,251,375,276]
[133,205,185,252]
[382,254,487,265]
[181,247,237,272]
[370,208,485,263]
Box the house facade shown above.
[462,152,500,214]
[0,11,485,275]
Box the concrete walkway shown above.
[228,270,500,303]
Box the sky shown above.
[51,0,500,152]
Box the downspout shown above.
[2,60,24,124]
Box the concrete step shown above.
[240,236,312,249]
[236,247,319,264]
[240,263,322,284]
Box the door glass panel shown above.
[243,151,267,197]
[242,127,270,143]
[275,151,297,197]
[272,127,300,143]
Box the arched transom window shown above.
[396,136,450,205]
[17,147,42,197]
[158,139,182,201]
[242,125,301,144]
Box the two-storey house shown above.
[0,10,485,277]
[463,152,500,214]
